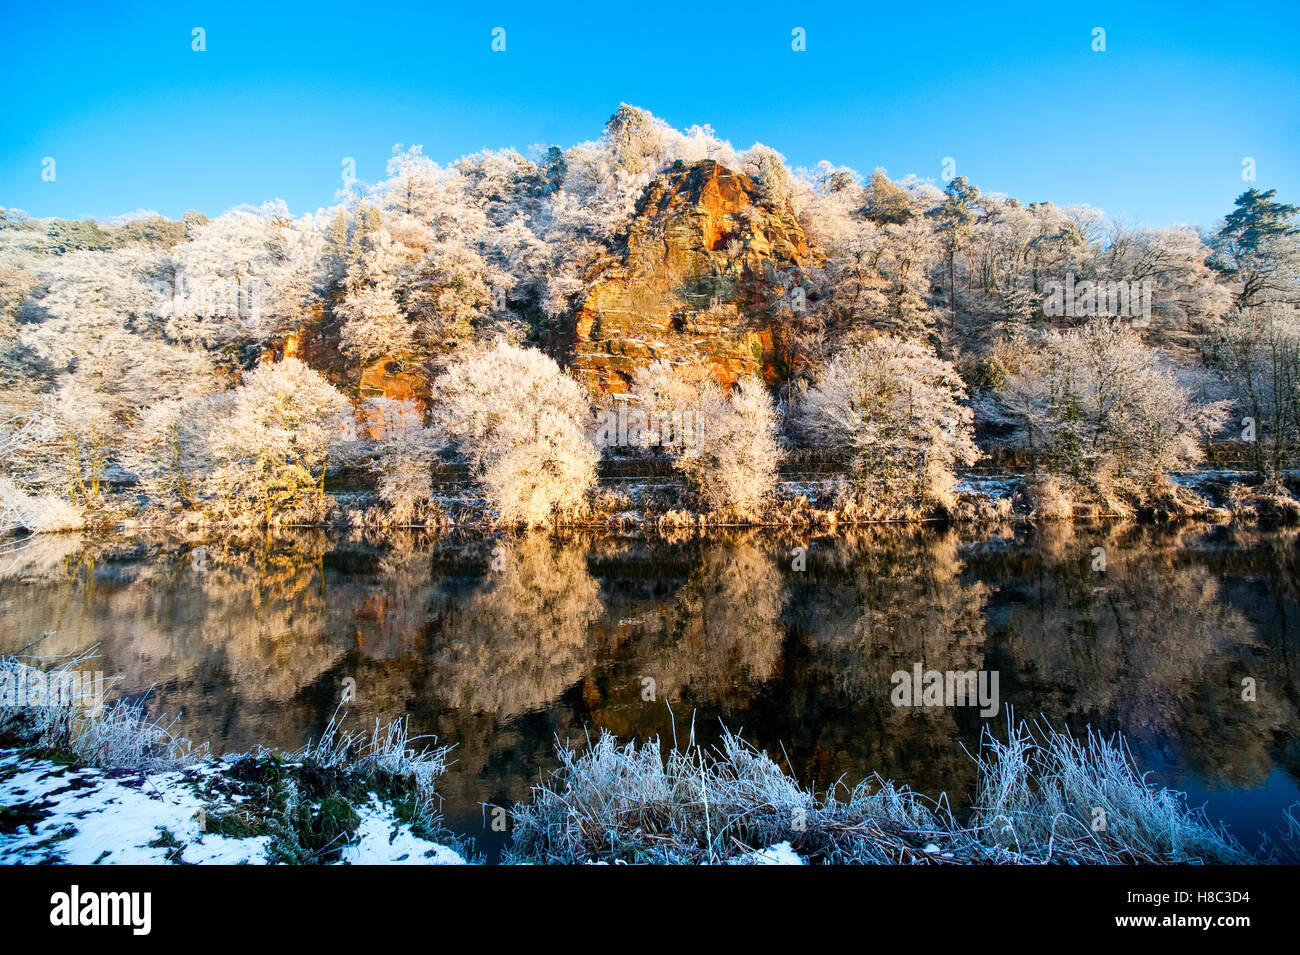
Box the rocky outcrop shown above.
[276,160,817,402]
[264,306,428,406]
[566,160,818,393]
[357,358,425,403]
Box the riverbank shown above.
[0,657,470,864]
[3,655,1293,865]
[51,466,1300,538]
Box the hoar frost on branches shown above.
[1215,304,1300,480]
[16,378,122,509]
[430,340,597,525]
[1001,319,1229,505]
[359,397,439,525]
[631,362,781,512]
[206,358,351,524]
[0,412,85,537]
[800,336,978,513]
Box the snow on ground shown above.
[729,841,806,865]
[0,749,267,864]
[954,474,1022,500]
[1169,469,1253,488]
[338,797,466,865]
[0,749,466,865]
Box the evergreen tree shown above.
[1211,188,1300,308]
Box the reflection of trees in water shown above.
[357,532,605,814]
[776,526,992,801]
[2,522,1295,820]
[172,533,345,705]
[346,532,440,660]
[602,534,786,709]
[979,524,1299,788]
[422,533,602,718]
[0,532,89,583]
[806,526,990,696]
[577,529,990,802]
[0,531,350,753]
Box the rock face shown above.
[357,358,425,403]
[278,160,816,403]
[566,160,817,394]
[265,306,428,406]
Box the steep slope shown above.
[565,160,818,393]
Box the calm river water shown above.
[2,522,1297,859]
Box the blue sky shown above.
[2,0,1296,228]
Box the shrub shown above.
[1216,304,1300,478]
[631,363,781,513]
[1003,319,1228,503]
[122,393,228,509]
[0,477,84,534]
[360,397,438,524]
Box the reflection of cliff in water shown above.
[0,523,1296,834]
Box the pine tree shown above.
[1211,188,1300,308]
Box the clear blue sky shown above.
[2,0,1296,229]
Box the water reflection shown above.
[1,522,1297,855]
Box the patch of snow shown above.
[338,799,465,865]
[0,750,466,866]
[954,475,1022,500]
[0,750,267,864]
[730,841,806,865]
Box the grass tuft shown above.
[507,714,1254,865]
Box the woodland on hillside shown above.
[1,104,1298,532]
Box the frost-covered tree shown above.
[627,360,711,426]
[404,240,500,349]
[926,176,983,341]
[338,227,414,364]
[122,392,229,508]
[430,340,597,524]
[862,169,915,226]
[802,336,977,511]
[684,377,781,512]
[1209,188,1300,309]
[818,216,938,342]
[1087,220,1232,337]
[11,245,158,372]
[632,363,781,512]
[1216,304,1300,477]
[1003,320,1228,499]
[359,397,439,524]
[743,144,794,208]
[207,358,351,523]
[383,145,445,221]
[0,415,81,536]
[23,378,123,507]
[605,103,670,177]
[157,203,326,347]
